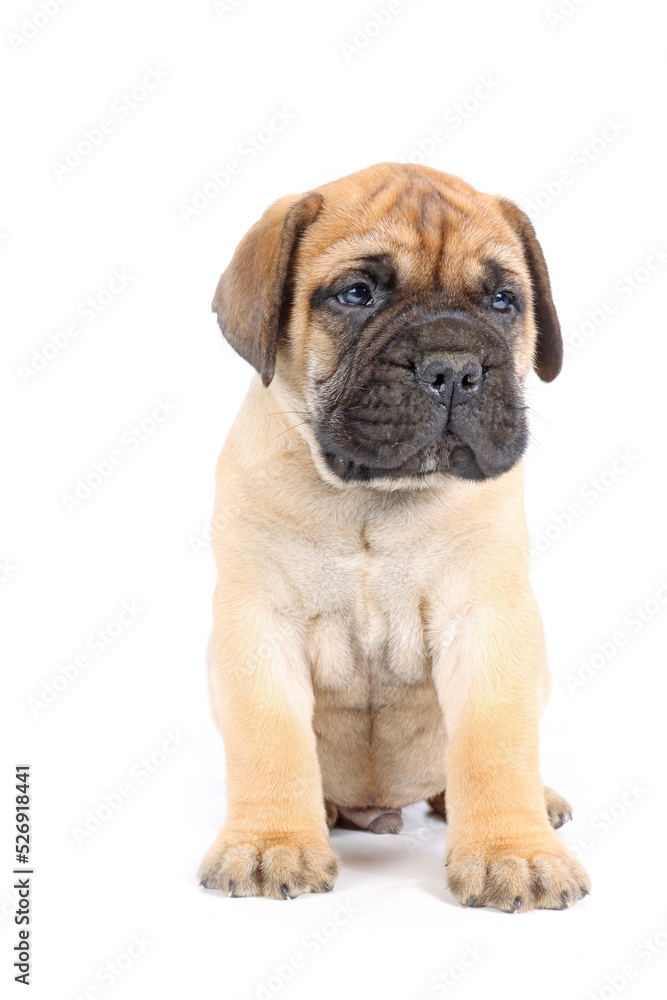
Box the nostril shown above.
[415,360,454,389]
[459,363,483,391]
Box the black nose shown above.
[415,353,483,406]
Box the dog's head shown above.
[213,163,562,486]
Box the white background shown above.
[2,1,667,998]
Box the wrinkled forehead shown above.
[298,174,529,294]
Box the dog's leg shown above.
[428,787,573,830]
[433,596,590,912]
[199,593,338,899]
[325,801,339,831]
[427,791,447,821]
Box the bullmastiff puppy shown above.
[198,162,590,912]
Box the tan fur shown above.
[199,164,589,910]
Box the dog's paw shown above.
[198,829,339,900]
[544,786,573,829]
[446,834,590,912]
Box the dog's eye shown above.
[337,283,373,306]
[492,290,514,312]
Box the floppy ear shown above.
[212,191,323,386]
[497,198,563,382]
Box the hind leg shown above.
[427,791,447,820]
[325,801,339,831]
[544,786,573,829]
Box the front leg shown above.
[199,584,338,899]
[433,594,590,912]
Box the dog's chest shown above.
[286,529,450,807]
[291,533,432,694]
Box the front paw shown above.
[446,832,590,912]
[198,828,339,900]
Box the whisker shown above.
[272,419,311,441]
[267,410,310,417]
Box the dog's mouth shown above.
[319,434,489,483]
[315,388,528,485]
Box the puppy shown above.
[198,163,590,911]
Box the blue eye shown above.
[492,290,514,311]
[337,283,373,306]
